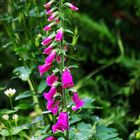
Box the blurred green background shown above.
[1,0,140,139]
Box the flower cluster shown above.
[38,0,84,139]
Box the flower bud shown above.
[12,114,18,121]
[2,115,9,120]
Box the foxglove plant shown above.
[38,0,84,139]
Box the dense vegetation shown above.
[0,0,140,139]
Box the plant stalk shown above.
[60,0,69,139]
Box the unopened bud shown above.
[12,114,18,121]
[2,115,9,120]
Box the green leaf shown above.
[0,129,10,136]
[37,80,47,93]
[64,29,74,35]
[83,97,95,109]
[11,125,29,135]
[15,91,33,100]
[0,109,18,115]
[70,115,81,125]
[95,125,122,140]
[70,123,93,140]
[16,103,33,110]
[13,66,32,81]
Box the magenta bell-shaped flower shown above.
[41,36,52,46]
[48,13,56,22]
[38,63,52,76]
[45,51,56,64]
[45,136,57,140]
[46,9,53,15]
[43,86,57,101]
[46,73,59,86]
[52,112,69,133]
[65,3,79,11]
[55,29,63,42]
[43,25,51,31]
[44,0,55,9]
[47,100,60,115]
[72,92,84,111]
[62,69,74,88]
[43,45,53,55]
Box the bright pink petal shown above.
[62,69,74,88]
[43,45,53,55]
[72,92,84,111]
[45,51,56,64]
[47,100,60,115]
[55,29,63,41]
[43,86,57,101]
[46,74,58,86]
[38,63,51,76]
[41,37,52,46]
[52,112,69,133]
[45,136,57,140]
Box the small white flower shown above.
[4,88,16,97]
[2,115,9,120]
[12,114,18,121]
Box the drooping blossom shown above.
[43,45,53,55]
[38,63,52,76]
[72,92,84,111]
[52,112,69,133]
[45,136,57,140]
[65,3,79,11]
[62,69,74,88]
[46,74,59,86]
[44,0,55,9]
[55,29,63,41]
[43,25,51,31]
[41,36,52,46]
[47,100,60,115]
[48,13,56,22]
[45,51,56,64]
[46,7,56,15]
[43,86,57,101]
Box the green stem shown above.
[27,78,51,125]
[9,98,13,110]
[27,78,40,113]
[59,0,69,139]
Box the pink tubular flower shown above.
[43,45,53,55]
[43,86,57,101]
[52,112,69,133]
[43,25,51,31]
[48,13,56,22]
[38,63,51,76]
[45,136,57,140]
[46,7,56,15]
[45,51,56,64]
[72,92,84,111]
[46,74,59,86]
[41,37,52,46]
[47,100,60,115]
[65,3,79,11]
[44,0,54,9]
[55,29,63,41]
[62,69,74,88]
